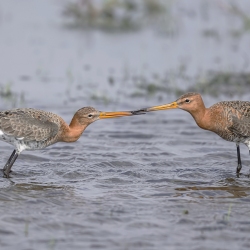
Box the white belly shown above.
[0,130,46,153]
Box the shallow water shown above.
[1,0,250,249]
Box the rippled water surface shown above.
[1,0,250,249]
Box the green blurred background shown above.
[0,0,249,110]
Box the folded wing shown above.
[0,109,59,141]
[228,116,250,138]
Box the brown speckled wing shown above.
[0,109,59,141]
[228,116,250,137]
[224,101,250,118]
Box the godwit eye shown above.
[88,114,93,118]
[185,99,190,103]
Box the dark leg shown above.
[236,144,242,174]
[3,151,19,178]
[3,150,16,171]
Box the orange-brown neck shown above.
[60,116,88,142]
[192,108,211,130]
[185,103,210,130]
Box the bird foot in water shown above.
[236,172,242,178]
[236,164,242,174]
[2,169,12,178]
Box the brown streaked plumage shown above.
[0,107,142,178]
[134,92,250,174]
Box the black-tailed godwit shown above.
[0,107,142,178]
[134,92,250,174]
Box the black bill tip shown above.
[131,108,148,115]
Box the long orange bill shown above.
[99,110,144,119]
[132,101,178,113]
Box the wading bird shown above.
[134,92,250,174]
[0,107,141,178]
